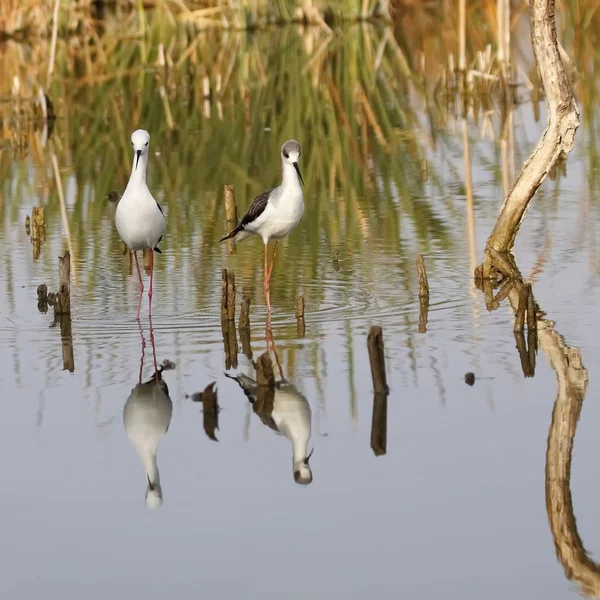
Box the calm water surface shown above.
[1,30,600,600]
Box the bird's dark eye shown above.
[283,152,289,158]
[145,142,148,146]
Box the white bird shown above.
[226,372,313,485]
[115,129,166,319]
[219,140,305,312]
[123,369,173,509]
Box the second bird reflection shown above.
[226,372,314,485]
[123,321,173,509]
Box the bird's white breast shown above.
[253,188,304,241]
[115,187,166,251]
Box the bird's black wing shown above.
[155,200,164,215]
[219,189,272,242]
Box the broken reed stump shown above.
[296,294,305,338]
[37,283,48,313]
[238,297,252,359]
[55,251,71,316]
[416,254,430,334]
[221,318,238,370]
[224,184,237,255]
[29,207,46,260]
[224,184,238,224]
[239,297,251,330]
[221,269,236,321]
[370,392,388,457]
[367,326,389,394]
[416,254,429,297]
[31,207,45,240]
[143,248,152,273]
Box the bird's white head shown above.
[131,129,150,170]
[293,448,313,485]
[281,139,304,186]
[145,476,163,509]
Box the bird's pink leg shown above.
[148,249,154,318]
[149,312,159,380]
[134,251,144,320]
[266,241,279,282]
[137,318,146,384]
[264,243,271,314]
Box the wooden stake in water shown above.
[60,313,75,373]
[416,254,429,334]
[239,297,250,330]
[296,294,305,338]
[221,319,238,371]
[221,269,236,321]
[224,184,238,255]
[57,251,71,315]
[367,326,389,394]
[371,392,388,457]
[416,253,429,297]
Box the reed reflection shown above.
[122,318,173,509]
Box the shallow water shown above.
[2,26,600,600]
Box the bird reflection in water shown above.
[225,316,314,485]
[123,317,173,509]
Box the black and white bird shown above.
[115,129,166,319]
[219,140,305,311]
[123,367,173,509]
[225,372,313,485]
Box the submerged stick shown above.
[367,326,389,394]
[370,392,388,457]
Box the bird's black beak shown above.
[304,448,314,465]
[293,162,305,186]
[136,149,142,170]
[147,475,155,491]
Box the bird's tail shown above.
[219,225,243,243]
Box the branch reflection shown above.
[477,257,597,596]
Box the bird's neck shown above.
[127,154,148,189]
[143,453,160,485]
[281,160,302,193]
[291,435,309,465]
